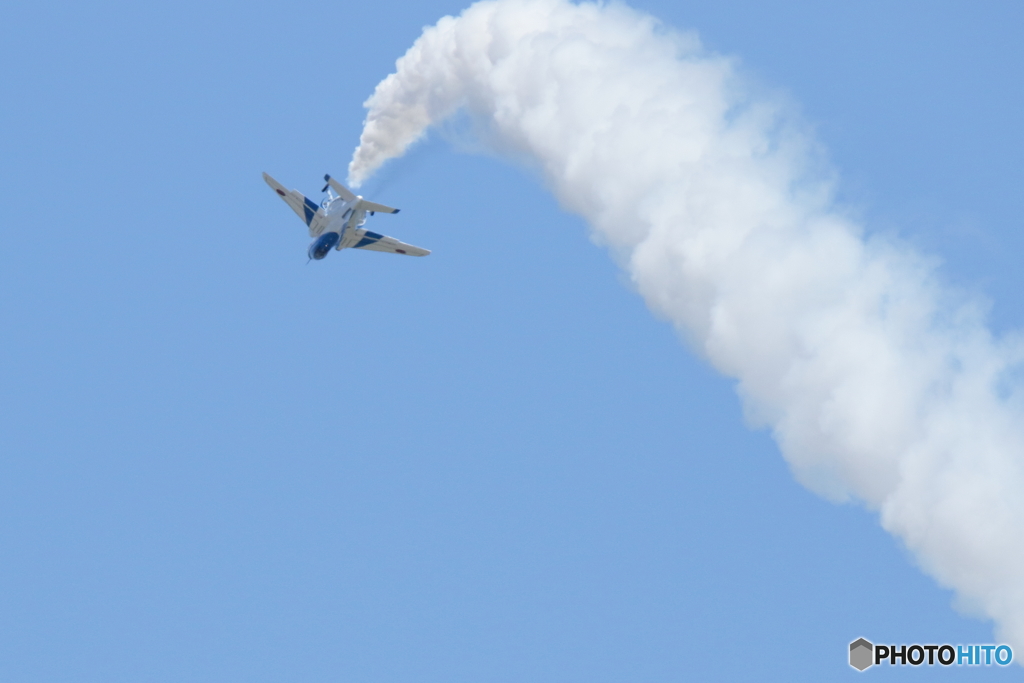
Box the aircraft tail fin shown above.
[324,174,357,203]
[324,174,399,214]
[357,200,399,215]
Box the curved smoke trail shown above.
[349,0,1024,649]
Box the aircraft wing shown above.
[263,172,327,236]
[351,230,430,257]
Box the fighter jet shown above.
[263,172,430,260]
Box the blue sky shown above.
[1,1,1022,680]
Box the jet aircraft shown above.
[263,172,430,260]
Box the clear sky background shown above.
[1,1,1022,680]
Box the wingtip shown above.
[393,208,401,214]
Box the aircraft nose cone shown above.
[308,231,340,260]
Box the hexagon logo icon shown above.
[850,638,874,671]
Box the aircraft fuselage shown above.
[307,196,368,260]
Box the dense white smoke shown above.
[349,0,1024,649]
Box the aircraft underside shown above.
[263,172,431,260]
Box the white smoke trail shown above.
[349,0,1024,648]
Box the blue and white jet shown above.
[263,172,430,260]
